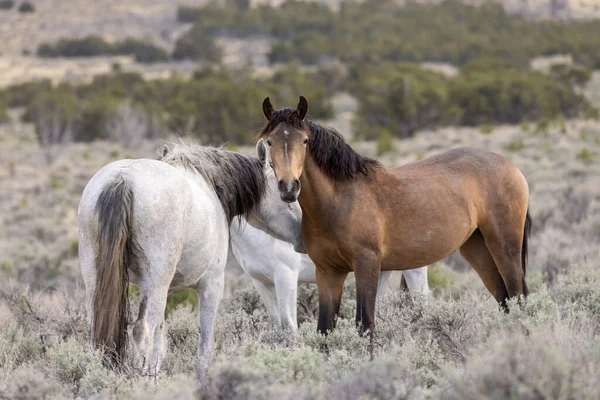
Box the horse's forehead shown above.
[272,122,305,140]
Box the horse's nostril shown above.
[293,179,300,190]
[278,180,286,191]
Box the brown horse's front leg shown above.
[353,253,380,357]
[315,266,347,334]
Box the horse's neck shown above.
[298,152,338,223]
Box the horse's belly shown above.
[382,224,473,270]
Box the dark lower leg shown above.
[353,255,380,358]
[316,267,347,335]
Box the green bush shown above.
[350,62,458,139]
[178,0,600,68]
[172,26,222,62]
[37,35,169,63]
[2,80,52,108]
[166,288,198,315]
[376,130,395,156]
[0,0,14,10]
[350,61,590,139]
[114,38,169,63]
[17,1,33,13]
[38,35,113,57]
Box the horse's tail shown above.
[521,207,532,296]
[93,174,136,366]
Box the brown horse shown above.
[258,96,531,345]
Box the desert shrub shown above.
[427,263,457,292]
[550,63,592,87]
[38,35,169,63]
[38,35,113,57]
[2,79,52,108]
[0,102,8,124]
[577,147,593,163]
[450,68,586,126]
[0,0,14,10]
[172,25,222,62]
[166,288,198,315]
[507,138,525,152]
[164,66,333,143]
[479,124,494,134]
[376,130,395,156]
[179,0,600,68]
[43,340,114,397]
[17,1,33,13]
[269,31,333,64]
[350,62,458,139]
[0,323,44,372]
[441,325,600,400]
[0,366,69,399]
[552,262,600,319]
[177,6,202,23]
[329,357,426,400]
[202,364,299,400]
[0,257,16,278]
[24,84,78,163]
[114,38,169,63]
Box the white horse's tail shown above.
[93,174,138,367]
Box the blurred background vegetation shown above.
[1,0,598,148]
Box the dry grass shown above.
[1,110,600,398]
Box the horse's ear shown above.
[297,96,308,120]
[256,138,267,165]
[162,144,170,157]
[262,97,274,121]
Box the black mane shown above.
[161,144,266,223]
[262,108,380,180]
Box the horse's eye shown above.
[266,140,272,146]
[303,138,308,144]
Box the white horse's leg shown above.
[195,269,224,368]
[274,270,299,331]
[133,283,170,375]
[149,318,167,375]
[78,229,96,327]
[402,266,430,294]
[375,271,393,312]
[252,280,280,328]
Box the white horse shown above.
[78,142,302,374]
[230,140,429,331]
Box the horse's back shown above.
[80,159,228,286]
[371,147,529,269]
[389,147,528,203]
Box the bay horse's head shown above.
[258,96,309,203]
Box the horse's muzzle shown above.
[278,179,300,203]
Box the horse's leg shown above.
[195,269,224,369]
[133,281,171,375]
[315,266,348,334]
[460,230,509,305]
[479,220,526,300]
[402,266,429,294]
[252,279,280,328]
[78,236,96,327]
[149,319,167,376]
[353,253,380,355]
[274,269,299,331]
[375,271,392,313]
